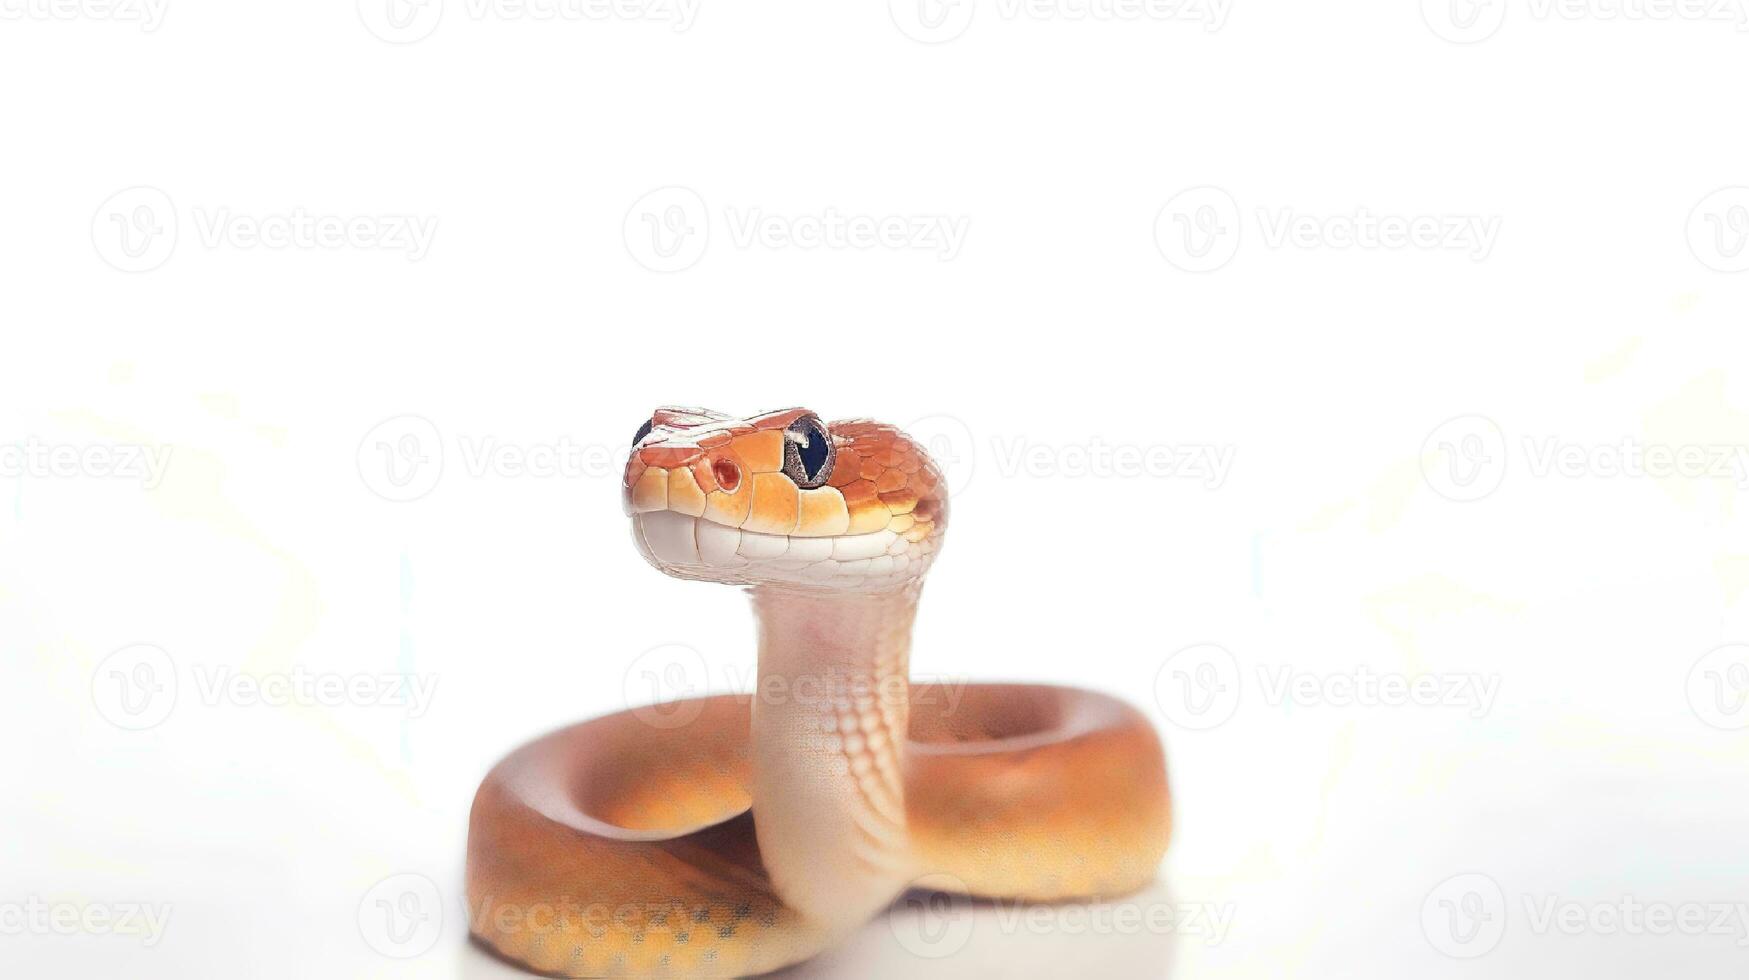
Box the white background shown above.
[4,0,1749,977]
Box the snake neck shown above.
[748,584,920,933]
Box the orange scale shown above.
[640,446,700,469]
[705,484,753,527]
[691,457,720,494]
[731,430,786,473]
[744,472,800,534]
[839,479,881,508]
[879,489,918,515]
[749,408,813,429]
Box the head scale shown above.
[623,407,948,592]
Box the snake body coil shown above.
[468,408,1171,977]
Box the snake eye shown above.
[632,418,655,447]
[782,415,834,489]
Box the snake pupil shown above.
[783,416,834,489]
[797,429,828,478]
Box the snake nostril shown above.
[712,457,742,493]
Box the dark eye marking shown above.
[632,419,655,447]
[782,415,834,489]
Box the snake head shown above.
[623,407,948,591]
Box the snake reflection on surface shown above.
[467,407,1172,977]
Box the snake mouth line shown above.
[633,511,916,585]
